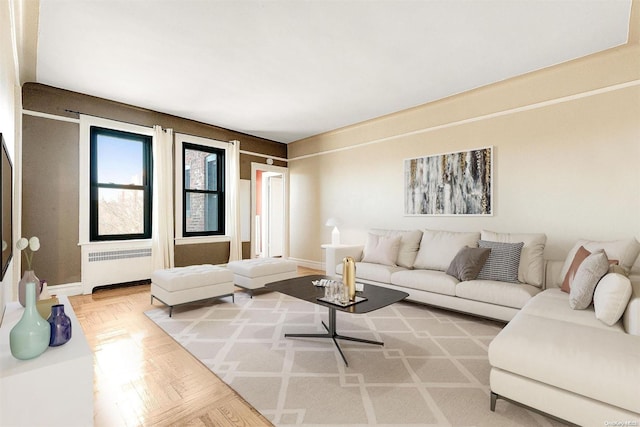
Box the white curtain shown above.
[151,125,175,271]
[228,140,242,262]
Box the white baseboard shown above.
[288,257,323,271]
[49,282,84,297]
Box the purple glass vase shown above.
[47,304,72,346]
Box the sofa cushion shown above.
[455,280,539,309]
[445,246,491,281]
[481,230,546,287]
[354,262,406,284]
[413,229,480,271]
[362,233,402,266]
[560,238,640,280]
[369,229,423,268]
[593,273,632,326]
[488,312,640,413]
[521,289,624,332]
[569,251,609,310]
[476,240,524,283]
[390,269,458,296]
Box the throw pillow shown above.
[481,230,547,287]
[608,264,628,276]
[593,273,632,326]
[369,229,423,268]
[561,245,591,293]
[476,240,524,283]
[446,246,491,281]
[361,233,402,266]
[560,238,640,279]
[413,230,481,272]
[569,251,609,310]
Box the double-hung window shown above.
[89,126,152,241]
[182,142,225,236]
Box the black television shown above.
[1,133,12,280]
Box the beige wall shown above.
[288,44,640,268]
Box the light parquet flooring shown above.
[70,266,322,426]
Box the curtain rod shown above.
[65,109,236,144]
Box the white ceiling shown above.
[35,0,632,144]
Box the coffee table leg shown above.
[284,306,384,366]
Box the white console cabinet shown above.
[0,296,94,426]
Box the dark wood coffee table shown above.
[265,274,409,366]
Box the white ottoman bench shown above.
[151,264,235,316]
[227,258,298,297]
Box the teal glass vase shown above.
[10,281,51,360]
[18,270,40,307]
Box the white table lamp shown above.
[325,218,341,246]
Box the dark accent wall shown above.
[22,115,81,284]
[174,242,230,266]
[22,83,287,286]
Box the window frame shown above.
[181,142,225,237]
[79,116,155,245]
[174,133,231,244]
[89,126,153,241]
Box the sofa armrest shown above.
[324,244,364,277]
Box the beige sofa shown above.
[327,230,640,424]
[326,229,548,322]
[489,258,640,425]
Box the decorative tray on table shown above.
[317,295,368,307]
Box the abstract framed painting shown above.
[404,146,492,216]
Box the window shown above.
[89,126,152,241]
[182,142,225,236]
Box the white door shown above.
[251,163,289,259]
[266,175,283,257]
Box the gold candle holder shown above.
[342,256,356,301]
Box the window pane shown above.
[206,154,217,190]
[185,192,219,233]
[184,148,210,190]
[185,167,191,217]
[96,134,144,185]
[184,148,222,191]
[97,188,144,235]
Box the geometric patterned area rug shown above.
[145,291,563,427]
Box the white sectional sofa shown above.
[489,248,640,425]
[325,229,640,425]
[326,228,548,322]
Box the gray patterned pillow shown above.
[569,251,610,310]
[476,240,524,283]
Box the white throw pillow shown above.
[369,229,423,268]
[569,251,609,310]
[481,230,546,287]
[593,273,632,326]
[413,230,480,272]
[561,238,640,280]
[361,233,402,266]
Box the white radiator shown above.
[81,244,153,294]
